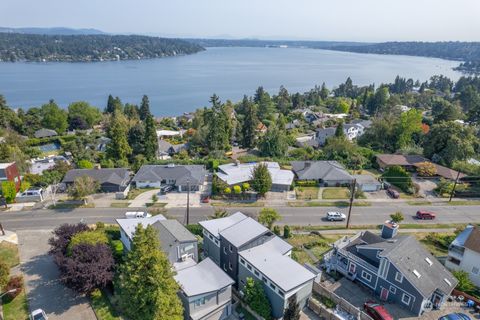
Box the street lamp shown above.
[0,288,18,299]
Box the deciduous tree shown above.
[251,163,272,197]
[244,277,272,320]
[258,208,282,229]
[68,176,99,203]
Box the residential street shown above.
[1,203,480,230]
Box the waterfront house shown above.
[324,222,458,317]
[445,225,480,287]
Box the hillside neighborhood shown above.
[1,74,480,320]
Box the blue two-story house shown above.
[324,222,458,317]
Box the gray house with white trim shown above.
[324,223,458,317]
[132,164,207,192]
[199,212,315,319]
[291,161,353,187]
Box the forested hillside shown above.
[0,33,205,62]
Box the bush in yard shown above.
[223,187,231,194]
[57,243,115,294]
[151,194,158,203]
[49,223,89,256]
[296,180,317,187]
[95,221,105,229]
[244,277,272,320]
[233,185,242,194]
[19,181,31,192]
[68,175,99,203]
[67,230,109,255]
[283,225,291,238]
[0,261,9,290]
[416,162,437,177]
[382,166,413,193]
[186,224,203,236]
[258,208,282,229]
[273,225,281,236]
[390,212,404,223]
[77,159,94,169]
[242,182,250,191]
[4,275,23,299]
[0,181,16,203]
[452,270,475,293]
[251,163,272,197]
[110,240,124,261]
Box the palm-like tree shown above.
[208,209,229,220]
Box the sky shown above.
[1,0,479,42]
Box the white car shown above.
[30,309,48,320]
[326,211,346,221]
[125,211,152,219]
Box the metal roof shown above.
[132,164,206,186]
[216,162,293,186]
[116,215,167,240]
[291,161,353,181]
[62,168,130,186]
[152,219,197,243]
[220,217,269,247]
[199,212,248,238]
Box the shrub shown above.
[244,277,272,320]
[416,162,437,177]
[49,223,89,256]
[382,166,413,193]
[390,212,404,223]
[151,194,158,203]
[233,185,242,194]
[453,270,475,293]
[258,208,282,229]
[186,224,203,236]
[0,181,16,203]
[95,222,105,230]
[0,261,9,289]
[4,276,23,299]
[224,187,232,194]
[68,230,109,255]
[19,181,31,192]
[77,159,94,169]
[283,225,291,239]
[273,225,281,236]
[110,240,124,261]
[242,183,250,191]
[296,180,317,187]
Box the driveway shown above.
[164,192,201,208]
[412,176,438,198]
[128,189,160,207]
[17,230,96,320]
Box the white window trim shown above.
[395,272,403,283]
[361,271,372,282]
[389,285,397,294]
[402,293,411,305]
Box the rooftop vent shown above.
[425,257,433,266]
[413,269,421,278]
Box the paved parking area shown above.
[17,230,96,320]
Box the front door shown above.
[380,287,389,301]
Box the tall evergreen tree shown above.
[105,94,115,114]
[259,124,288,158]
[276,86,291,114]
[335,121,345,138]
[139,95,151,121]
[320,82,329,100]
[116,225,183,320]
[128,123,146,156]
[106,111,132,165]
[204,94,231,152]
[144,114,159,160]
[240,96,258,149]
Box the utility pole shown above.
[346,178,356,229]
[449,171,461,202]
[186,179,190,225]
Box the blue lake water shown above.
[0,47,462,116]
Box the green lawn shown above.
[2,288,29,320]
[322,188,350,199]
[145,202,167,208]
[295,187,320,200]
[0,242,20,268]
[447,200,480,206]
[90,289,122,320]
[211,202,264,207]
[415,232,455,257]
[48,202,95,209]
[127,187,157,200]
[110,201,130,208]
[291,248,316,265]
[287,234,340,262]
[288,201,371,207]
[407,201,433,206]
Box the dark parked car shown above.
[416,210,436,220]
[363,301,393,320]
[160,185,174,194]
[386,188,400,199]
[438,313,471,320]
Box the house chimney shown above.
[305,162,311,168]
[381,220,399,239]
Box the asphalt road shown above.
[1,204,480,230]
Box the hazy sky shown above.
[1,0,479,42]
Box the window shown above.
[254,270,260,277]
[215,239,219,245]
[195,297,206,307]
[278,290,284,297]
[425,257,433,266]
[376,251,381,259]
[270,283,276,290]
[223,264,227,271]
[262,276,267,283]
[389,286,397,294]
[349,263,356,273]
[240,279,245,285]
[240,258,245,265]
[402,293,411,306]
[247,264,252,271]
[223,247,227,254]
[229,262,233,270]
[395,272,403,283]
[229,245,233,252]
[361,271,372,282]
[472,267,480,275]
[379,258,388,279]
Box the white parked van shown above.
[125,211,152,219]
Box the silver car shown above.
[326,211,346,221]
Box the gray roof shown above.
[216,162,293,186]
[62,168,130,186]
[352,233,458,298]
[239,237,314,292]
[34,128,58,138]
[174,258,234,297]
[353,174,381,185]
[219,216,269,247]
[152,219,197,245]
[315,127,336,145]
[157,140,173,153]
[116,215,167,240]
[291,161,353,181]
[132,164,206,186]
[199,212,248,238]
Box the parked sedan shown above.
[416,210,436,220]
[30,309,48,320]
[363,301,393,320]
[326,211,346,221]
[438,313,471,320]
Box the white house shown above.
[445,225,480,287]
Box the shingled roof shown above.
[62,168,130,186]
[464,226,480,254]
[132,164,207,186]
[291,161,353,181]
